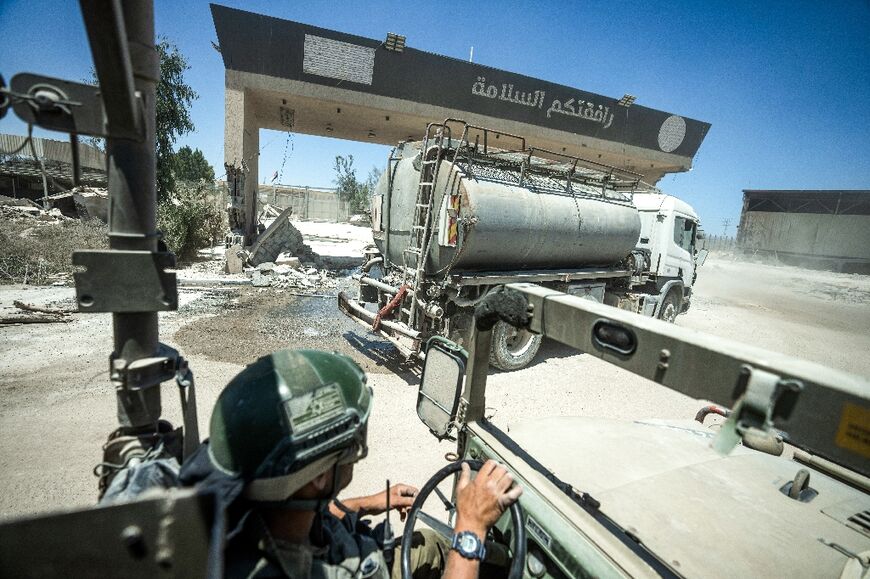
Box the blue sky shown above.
[2,0,868,234]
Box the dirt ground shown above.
[1,251,868,522]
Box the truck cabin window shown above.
[673,217,696,253]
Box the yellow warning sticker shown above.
[835,402,870,459]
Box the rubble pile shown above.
[47,187,109,221]
[248,260,337,294]
[248,206,320,267]
[0,196,74,223]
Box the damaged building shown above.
[737,189,870,273]
[0,134,106,200]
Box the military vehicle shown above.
[405,284,870,578]
[339,120,708,370]
[2,2,869,578]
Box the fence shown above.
[258,184,350,222]
[703,235,736,252]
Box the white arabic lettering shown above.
[471,78,614,128]
[545,95,615,128]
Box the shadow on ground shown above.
[343,331,422,385]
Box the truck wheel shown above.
[490,321,542,371]
[658,290,681,323]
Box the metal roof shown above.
[0,134,106,171]
[743,189,870,197]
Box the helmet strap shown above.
[257,463,342,512]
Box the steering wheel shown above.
[400,459,526,579]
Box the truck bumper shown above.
[337,291,424,359]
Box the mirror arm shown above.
[463,325,492,424]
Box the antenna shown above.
[382,479,395,565]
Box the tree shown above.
[172,145,214,183]
[85,39,197,199]
[155,39,197,199]
[333,156,382,214]
[364,166,383,197]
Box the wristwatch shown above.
[451,530,487,560]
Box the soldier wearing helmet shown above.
[182,349,520,579]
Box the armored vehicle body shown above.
[406,284,870,578]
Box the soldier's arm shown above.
[329,483,418,519]
[445,460,522,579]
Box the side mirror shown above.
[696,248,709,267]
[417,337,466,440]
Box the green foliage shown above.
[365,166,383,198]
[0,219,108,285]
[86,39,198,198]
[172,145,214,183]
[333,156,383,214]
[156,39,197,200]
[157,181,226,260]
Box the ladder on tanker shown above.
[402,122,469,328]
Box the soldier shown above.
[182,349,521,578]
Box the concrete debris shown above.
[275,253,300,269]
[1,189,106,223]
[248,206,320,266]
[245,262,337,294]
[0,195,41,209]
[250,271,272,287]
[256,261,276,272]
[224,244,245,274]
[45,187,108,221]
[0,203,73,222]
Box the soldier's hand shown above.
[454,460,523,536]
[361,483,419,518]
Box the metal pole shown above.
[105,0,161,429]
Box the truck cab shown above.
[634,193,703,319]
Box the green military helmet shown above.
[208,349,371,502]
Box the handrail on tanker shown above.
[432,119,644,197]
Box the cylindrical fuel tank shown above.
[380,147,641,273]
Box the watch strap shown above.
[451,530,487,560]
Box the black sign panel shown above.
[211,4,710,159]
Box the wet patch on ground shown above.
[171,277,412,375]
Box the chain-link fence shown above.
[703,234,736,252]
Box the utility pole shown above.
[721,218,732,237]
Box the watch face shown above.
[459,533,478,553]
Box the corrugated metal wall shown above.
[0,134,105,170]
[740,212,870,260]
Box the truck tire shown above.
[658,290,681,323]
[490,320,542,371]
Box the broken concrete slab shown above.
[256,261,276,272]
[224,244,245,274]
[251,271,272,287]
[248,206,319,266]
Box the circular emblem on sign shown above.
[658,115,687,153]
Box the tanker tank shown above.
[378,143,642,274]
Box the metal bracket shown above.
[73,250,177,313]
[714,365,803,454]
[110,343,183,392]
[732,365,803,435]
